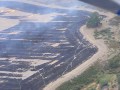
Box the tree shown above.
[87,12,102,28]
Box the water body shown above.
[0,1,97,90]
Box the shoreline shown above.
[44,9,115,90]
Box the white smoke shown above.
[112,0,120,5]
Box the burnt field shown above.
[0,1,97,90]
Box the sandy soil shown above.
[0,17,19,31]
[44,8,116,90]
[0,7,63,23]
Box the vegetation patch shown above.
[108,40,120,49]
[98,74,116,88]
[56,66,100,90]
[109,55,120,69]
[94,28,114,40]
[57,55,120,90]
[109,16,120,26]
[81,82,97,90]
[117,74,120,89]
[87,12,102,28]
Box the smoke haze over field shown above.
[0,0,97,90]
